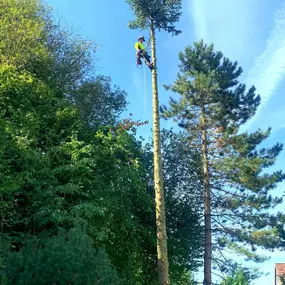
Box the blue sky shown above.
[47,0,285,284]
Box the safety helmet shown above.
[138,36,145,41]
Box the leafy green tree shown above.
[42,19,97,94]
[1,226,121,285]
[71,75,127,128]
[161,40,285,284]
[0,1,155,282]
[172,269,196,285]
[220,268,254,285]
[0,0,97,95]
[0,63,157,283]
[0,0,48,68]
[126,1,182,283]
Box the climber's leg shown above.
[136,51,142,65]
[142,52,153,70]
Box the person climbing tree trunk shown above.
[126,1,182,283]
[150,18,169,284]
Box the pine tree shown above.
[2,226,122,285]
[126,1,182,284]
[161,40,285,285]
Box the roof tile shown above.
[276,263,285,277]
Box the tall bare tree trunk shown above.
[150,19,170,285]
[201,103,211,285]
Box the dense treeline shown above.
[0,1,284,285]
[0,1,201,284]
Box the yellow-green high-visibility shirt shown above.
[135,41,146,51]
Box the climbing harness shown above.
[136,50,153,70]
[135,36,153,71]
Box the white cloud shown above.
[245,1,285,128]
[189,0,253,59]
[189,0,285,132]
[190,0,207,40]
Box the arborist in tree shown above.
[135,36,153,70]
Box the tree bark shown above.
[150,19,170,285]
[201,103,211,285]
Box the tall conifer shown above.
[126,1,182,283]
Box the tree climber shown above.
[135,36,153,70]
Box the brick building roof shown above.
[276,263,285,277]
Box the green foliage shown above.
[220,268,254,285]
[71,75,127,128]
[280,275,285,285]
[0,0,48,67]
[126,0,182,34]
[0,0,97,93]
[0,63,155,279]
[1,226,121,285]
[42,20,97,93]
[172,269,196,285]
[0,1,155,283]
[162,40,261,128]
[160,130,203,273]
[161,40,285,271]
[0,69,153,283]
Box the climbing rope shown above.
[143,63,147,113]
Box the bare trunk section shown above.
[201,103,211,285]
[150,19,170,285]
